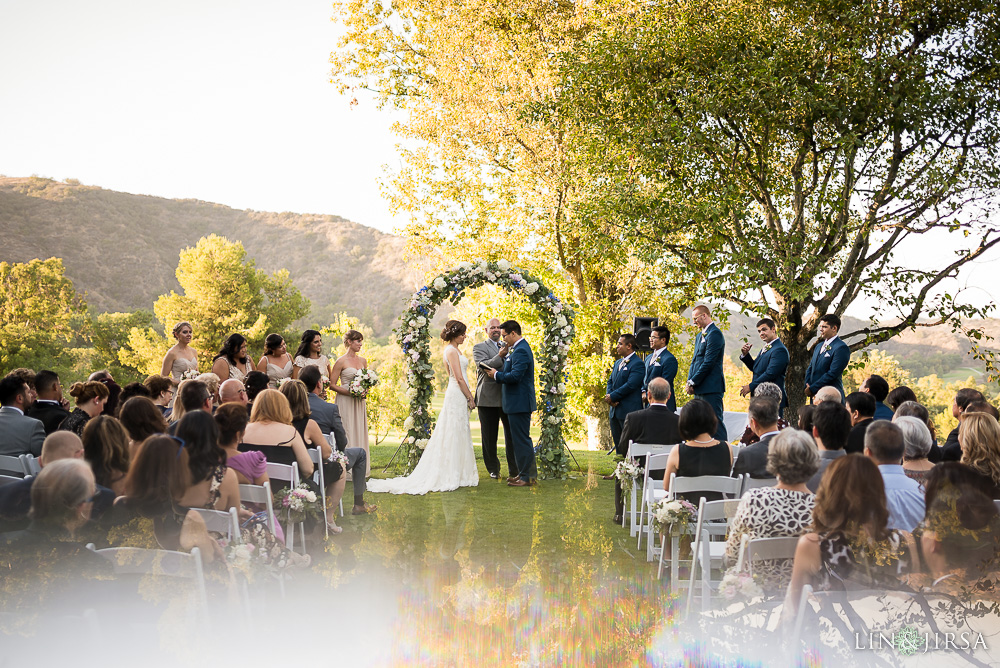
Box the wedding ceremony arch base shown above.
[396,260,575,479]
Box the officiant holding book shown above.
[473,318,518,480]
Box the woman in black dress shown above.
[663,398,734,500]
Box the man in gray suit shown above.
[299,365,375,514]
[0,376,45,457]
[473,318,518,480]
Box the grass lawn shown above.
[299,443,676,665]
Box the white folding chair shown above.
[723,411,748,441]
[624,441,677,536]
[266,462,306,554]
[682,497,743,613]
[307,448,329,539]
[190,507,240,544]
[741,476,776,496]
[239,481,277,535]
[0,455,25,478]
[994,500,1000,513]
[91,546,209,627]
[728,444,742,473]
[636,453,671,553]
[736,535,801,578]
[656,474,744,576]
[20,454,40,476]
[0,474,21,487]
[325,434,346,517]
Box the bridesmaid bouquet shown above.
[181,369,201,381]
[348,368,379,398]
[274,483,322,525]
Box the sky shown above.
[0,0,997,319]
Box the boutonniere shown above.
[821,342,831,353]
[763,343,772,352]
[653,360,661,367]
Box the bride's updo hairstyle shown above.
[440,320,467,342]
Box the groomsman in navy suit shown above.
[685,304,727,441]
[604,333,645,451]
[738,318,789,415]
[804,314,850,402]
[486,320,538,487]
[642,326,678,413]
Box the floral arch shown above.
[397,260,575,479]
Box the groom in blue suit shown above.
[604,333,645,451]
[643,326,678,413]
[804,313,850,402]
[686,304,727,441]
[738,317,789,415]
[486,320,538,487]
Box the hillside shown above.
[0,176,424,337]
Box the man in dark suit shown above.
[804,314,850,402]
[642,326,678,413]
[845,391,876,454]
[0,376,45,457]
[486,320,538,487]
[806,401,852,492]
[732,396,781,479]
[861,375,894,421]
[686,304,727,441]
[940,388,985,461]
[605,333,645,452]
[613,378,681,522]
[472,318,517,480]
[26,370,71,435]
[739,318,789,415]
[299,365,375,514]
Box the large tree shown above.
[331,0,698,445]
[555,0,1000,411]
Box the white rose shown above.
[524,282,539,295]
[403,416,414,430]
[555,315,567,328]
[552,355,558,361]
[409,319,417,327]
[433,277,447,290]
[416,316,427,326]
[485,272,496,281]
[496,259,511,271]
[557,383,566,393]
[553,303,562,313]
[304,491,317,503]
[417,439,429,450]
[405,386,418,399]
[458,261,472,270]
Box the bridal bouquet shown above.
[274,483,323,525]
[650,498,698,535]
[349,368,379,398]
[718,571,764,602]
[181,368,201,381]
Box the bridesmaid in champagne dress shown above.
[160,321,199,383]
[292,329,333,383]
[211,333,254,383]
[257,333,293,387]
[331,329,370,477]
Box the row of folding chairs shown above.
[0,453,39,478]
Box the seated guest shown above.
[806,401,852,492]
[844,391,876,454]
[893,416,935,487]
[0,459,113,610]
[662,398,733,499]
[916,463,1000,594]
[861,375,893,421]
[967,399,1000,421]
[197,372,222,406]
[797,405,814,433]
[738,383,789,445]
[958,413,1000,497]
[865,421,925,532]
[0,375,46,457]
[215,404,268,485]
[725,429,819,591]
[143,374,175,419]
[240,390,315,483]
[894,400,942,462]
[5,368,37,404]
[88,371,122,417]
[211,333,254,383]
[786,455,914,614]
[59,381,109,437]
[169,379,213,426]
[812,386,843,405]
[886,386,918,413]
[117,382,151,410]
[82,416,131,496]
[244,371,270,411]
[219,378,248,406]
[614,377,681,522]
[733,396,781,479]
[942,388,986,461]
[117,397,168,456]
[26,370,70,435]
[0,431,115,533]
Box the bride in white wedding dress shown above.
[367,320,480,495]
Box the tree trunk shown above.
[784,337,812,418]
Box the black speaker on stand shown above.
[633,317,658,353]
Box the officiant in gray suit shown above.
[473,318,518,480]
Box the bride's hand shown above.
[467,397,476,410]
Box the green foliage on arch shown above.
[397,260,575,479]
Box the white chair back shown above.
[0,455,25,477]
[668,474,744,500]
[624,441,678,534]
[741,476,776,496]
[238,481,277,534]
[0,474,21,487]
[21,454,40,476]
[681,497,743,612]
[636,452,672,553]
[723,411,748,440]
[190,507,240,543]
[265,462,305,553]
[307,448,329,539]
[994,500,1000,513]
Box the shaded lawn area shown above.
[306,446,676,664]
